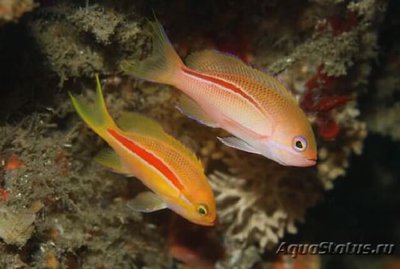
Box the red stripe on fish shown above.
[182,67,261,111]
[107,128,184,191]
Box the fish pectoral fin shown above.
[217,136,260,154]
[127,191,167,213]
[176,95,219,128]
[95,148,132,176]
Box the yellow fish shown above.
[122,21,317,167]
[69,76,216,226]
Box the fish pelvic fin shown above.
[121,19,183,85]
[176,94,219,128]
[217,136,261,155]
[69,74,117,138]
[127,191,167,213]
[95,148,132,176]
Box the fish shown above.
[69,75,216,226]
[121,21,317,167]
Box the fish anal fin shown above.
[217,136,260,154]
[127,191,167,213]
[95,148,132,175]
[176,95,218,128]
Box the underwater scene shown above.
[0,0,399,268]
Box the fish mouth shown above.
[199,221,215,227]
[293,157,316,167]
[203,217,218,226]
[306,158,317,166]
[206,219,217,226]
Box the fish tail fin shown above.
[69,75,116,138]
[121,20,183,85]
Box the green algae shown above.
[30,3,148,86]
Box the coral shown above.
[30,3,148,85]
[268,31,360,77]
[257,0,383,189]
[0,106,171,268]
[210,172,298,249]
[347,0,386,19]
[365,44,400,140]
[317,102,367,189]
[367,105,400,140]
[31,15,106,85]
[199,141,324,267]
[266,15,368,77]
[156,0,380,265]
[3,153,25,171]
[0,205,36,246]
[0,0,35,25]
[68,4,123,45]
[0,243,28,268]
[0,0,391,268]
[209,165,321,268]
[149,0,380,263]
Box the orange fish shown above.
[122,21,317,166]
[69,76,216,226]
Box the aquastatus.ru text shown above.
[276,242,396,258]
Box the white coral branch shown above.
[210,172,294,249]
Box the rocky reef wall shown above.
[0,0,394,268]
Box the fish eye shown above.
[292,136,307,152]
[197,204,208,216]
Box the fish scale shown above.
[185,50,297,103]
[132,134,204,188]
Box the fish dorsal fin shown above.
[117,112,203,167]
[185,50,296,102]
[117,112,165,137]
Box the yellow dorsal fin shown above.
[117,112,165,137]
[117,112,203,167]
[185,50,297,102]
